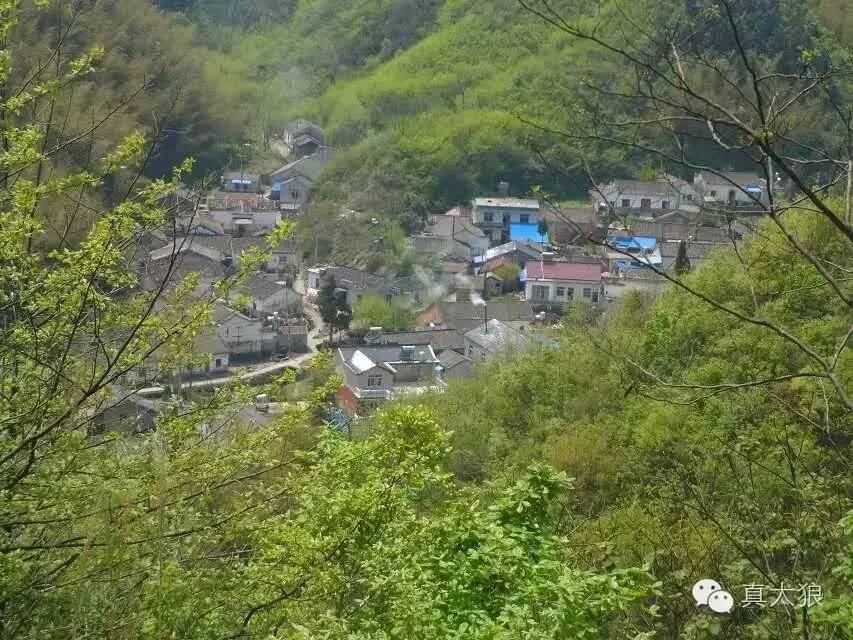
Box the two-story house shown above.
[336,345,442,414]
[471,197,541,245]
[523,259,604,308]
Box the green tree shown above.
[492,262,521,292]
[352,294,413,330]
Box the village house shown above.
[693,170,768,208]
[473,240,544,273]
[523,259,604,308]
[306,265,388,306]
[463,319,535,364]
[206,207,282,235]
[373,327,466,353]
[137,241,231,296]
[591,177,697,215]
[267,147,334,212]
[410,210,490,260]
[603,269,669,301]
[471,197,542,245]
[213,303,268,356]
[214,300,310,359]
[237,273,302,319]
[437,349,473,380]
[192,235,301,278]
[221,171,261,194]
[415,300,535,333]
[190,332,231,376]
[283,120,326,157]
[335,345,442,414]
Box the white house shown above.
[238,273,302,318]
[693,171,768,208]
[213,303,266,355]
[524,259,604,307]
[471,197,541,245]
[592,177,697,214]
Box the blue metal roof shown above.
[611,235,657,251]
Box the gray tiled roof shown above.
[438,349,471,369]
[380,329,465,352]
[464,319,531,354]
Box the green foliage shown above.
[420,211,852,638]
[352,294,413,331]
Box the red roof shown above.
[526,260,602,283]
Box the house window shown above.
[685,194,693,202]
[481,352,487,362]
[592,290,599,302]
[467,345,473,357]
[640,198,651,209]
[225,327,230,336]
[661,200,670,209]
[520,214,530,224]
[215,358,223,369]
[367,375,383,388]
[566,288,574,299]
[583,288,592,299]
[556,286,566,297]
[291,190,299,200]
[621,198,630,208]
[531,285,549,301]
[483,212,494,223]
[710,190,717,198]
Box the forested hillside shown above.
[161,0,850,227]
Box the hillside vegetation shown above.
[163,0,849,228]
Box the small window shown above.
[481,352,487,362]
[367,375,383,388]
[566,288,574,299]
[556,287,566,297]
[225,327,230,336]
[583,288,592,299]
[467,345,473,357]
[592,290,599,302]
[483,212,494,223]
[520,214,530,224]
[685,194,693,202]
[640,198,651,209]
[621,198,630,208]
[710,190,717,198]
[661,200,670,209]
[215,358,223,368]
